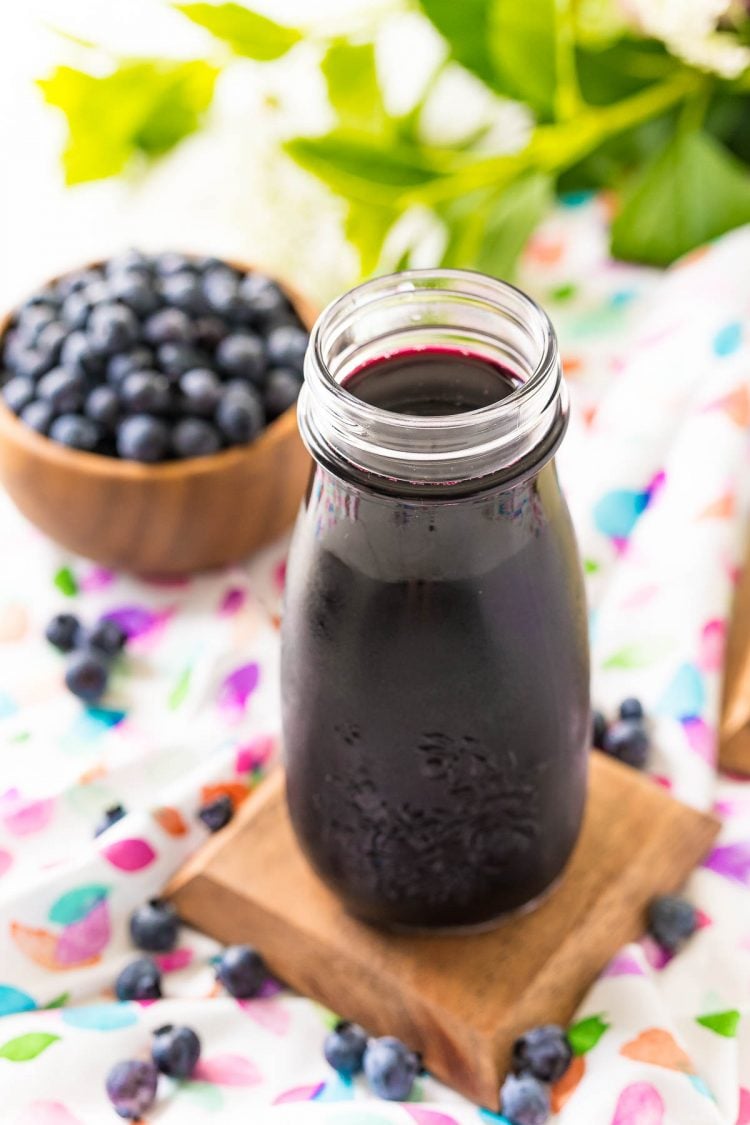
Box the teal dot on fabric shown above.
[593,489,649,540]
[560,190,593,208]
[0,693,17,719]
[312,1074,354,1103]
[49,884,109,925]
[62,1003,138,1031]
[478,1110,512,1123]
[0,985,36,1017]
[610,289,636,309]
[688,1074,715,1100]
[714,322,742,357]
[657,662,705,721]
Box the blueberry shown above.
[107,347,155,386]
[239,272,288,326]
[363,1037,420,1101]
[216,944,266,998]
[88,302,141,355]
[20,290,59,315]
[647,894,697,953]
[216,333,266,383]
[152,1024,201,1079]
[215,386,264,444]
[115,956,163,1001]
[45,612,82,653]
[193,316,227,350]
[80,279,113,311]
[13,346,53,381]
[157,342,205,379]
[173,417,222,459]
[120,370,172,415]
[18,305,57,343]
[117,415,170,462]
[264,367,301,420]
[106,249,151,276]
[601,718,649,769]
[144,307,193,346]
[592,709,607,750]
[197,793,234,831]
[94,803,126,837]
[203,268,243,318]
[56,267,101,299]
[500,1072,550,1125]
[85,386,120,429]
[2,376,34,414]
[20,400,54,434]
[266,325,307,373]
[65,649,109,701]
[36,320,68,366]
[129,899,180,953]
[61,290,92,330]
[86,618,128,657]
[155,251,193,277]
[109,270,160,317]
[179,368,222,415]
[49,413,100,451]
[162,271,207,314]
[60,331,100,378]
[105,1059,158,1121]
[619,697,644,720]
[38,368,85,413]
[512,1025,572,1083]
[324,1021,368,1077]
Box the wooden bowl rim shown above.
[0,254,318,481]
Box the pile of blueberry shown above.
[593,696,650,769]
[1,251,308,462]
[107,895,270,1118]
[45,611,127,703]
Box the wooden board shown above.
[167,754,718,1109]
[721,544,750,772]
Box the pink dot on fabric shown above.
[0,849,13,877]
[736,1086,750,1124]
[235,734,275,774]
[601,951,645,978]
[18,1103,84,1125]
[220,587,247,615]
[218,663,260,714]
[2,795,55,837]
[101,837,156,872]
[193,1053,262,1087]
[611,1082,665,1125]
[699,618,726,673]
[154,948,193,972]
[238,997,290,1036]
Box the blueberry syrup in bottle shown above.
[281,273,590,930]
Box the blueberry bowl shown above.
[0,253,316,574]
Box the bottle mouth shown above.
[299,269,567,493]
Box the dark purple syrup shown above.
[282,347,590,930]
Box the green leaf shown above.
[284,132,441,204]
[475,174,553,277]
[344,200,397,277]
[0,1032,60,1062]
[321,40,387,133]
[176,3,300,60]
[611,130,750,266]
[602,639,671,669]
[53,565,78,596]
[567,1013,609,1055]
[416,0,499,90]
[44,992,70,1010]
[38,60,218,185]
[169,664,193,709]
[488,0,557,117]
[696,1010,741,1038]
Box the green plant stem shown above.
[408,69,702,204]
[554,0,582,120]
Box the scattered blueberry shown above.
[500,1072,550,1125]
[511,1025,572,1083]
[64,650,109,702]
[37,368,85,413]
[619,696,644,720]
[20,399,54,434]
[324,1021,368,1077]
[49,414,100,451]
[88,303,140,355]
[198,793,234,832]
[94,803,126,837]
[86,618,128,657]
[152,1024,201,1079]
[363,1036,420,1101]
[264,367,301,420]
[266,324,307,372]
[647,894,697,953]
[172,418,221,458]
[129,899,180,953]
[2,376,34,413]
[45,612,82,653]
[116,415,170,463]
[592,709,607,750]
[601,718,649,769]
[216,944,266,998]
[216,332,266,383]
[105,1059,158,1121]
[115,957,163,1001]
[120,370,171,415]
[216,386,264,444]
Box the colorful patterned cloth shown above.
[1,198,750,1124]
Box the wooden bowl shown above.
[0,263,316,575]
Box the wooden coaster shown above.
[721,546,750,773]
[167,754,718,1108]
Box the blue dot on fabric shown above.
[0,984,36,1017]
[610,289,636,309]
[62,1003,138,1031]
[560,190,593,208]
[657,662,705,721]
[312,1074,355,1102]
[713,322,742,357]
[593,489,650,540]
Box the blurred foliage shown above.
[39,0,750,275]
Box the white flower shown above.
[620,0,750,77]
